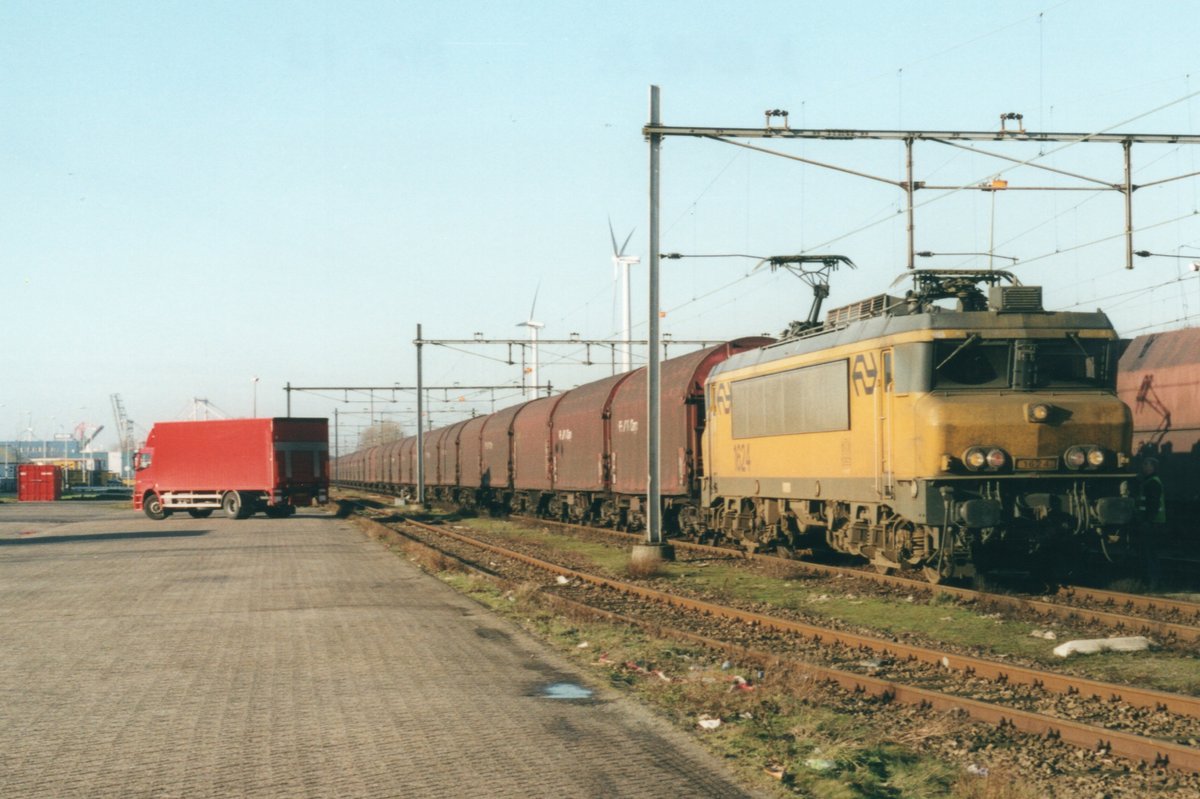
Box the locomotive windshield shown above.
[933,339,1010,388]
[933,337,1111,390]
[1024,338,1111,388]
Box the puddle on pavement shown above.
[540,682,594,700]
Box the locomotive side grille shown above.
[988,285,1043,312]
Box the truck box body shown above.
[134,418,328,518]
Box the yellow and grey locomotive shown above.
[702,270,1135,582]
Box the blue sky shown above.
[2,1,1198,451]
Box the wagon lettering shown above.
[557,428,573,441]
[851,353,878,396]
[617,419,639,433]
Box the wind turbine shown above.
[516,283,544,401]
[609,219,640,373]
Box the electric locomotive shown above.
[702,269,1136,582]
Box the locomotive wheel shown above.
[922,566,944,584]
[143,493,168,521]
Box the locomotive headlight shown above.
[963,447,987,471]
[1025,403,1053,423]
[1064,446,1087,470]
[985,448,1009,470]
[1086,447,1107,468]
[961,446,1008,472]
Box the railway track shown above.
[351,503,1200,776]
[510,514,1200,648]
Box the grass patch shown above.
[458,517,633,574]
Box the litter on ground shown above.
[1052,636,1152,658]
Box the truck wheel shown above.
[187,509,213,518]
[222,491,244,519]
[144,493,168,521]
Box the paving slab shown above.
[0,502,760,798]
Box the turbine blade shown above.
[619,228,635,257]
[529,280,541,320]
[608,217,619,256]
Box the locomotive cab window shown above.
[933,339,1011,389]
[1024,338,1111,389]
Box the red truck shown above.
[134,418,329,520]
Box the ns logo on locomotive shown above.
[337,269,1136,584]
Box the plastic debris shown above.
[575,641,590,649]
[555,575,570,585]
[729,675,756,692]
[966,763,990,777]
[697,715,722,730]
[1053,636,1152,657]
[621,661,673,682]
[720,660,732,670]
[1030,629,1058,640]
[804,757,836,771]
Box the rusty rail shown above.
[1059,585,1200,622]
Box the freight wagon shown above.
[1117,327,1200,541]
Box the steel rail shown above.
[1058,585,1200,622]
[511,515,1200,646]
[361,510,1200,773]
